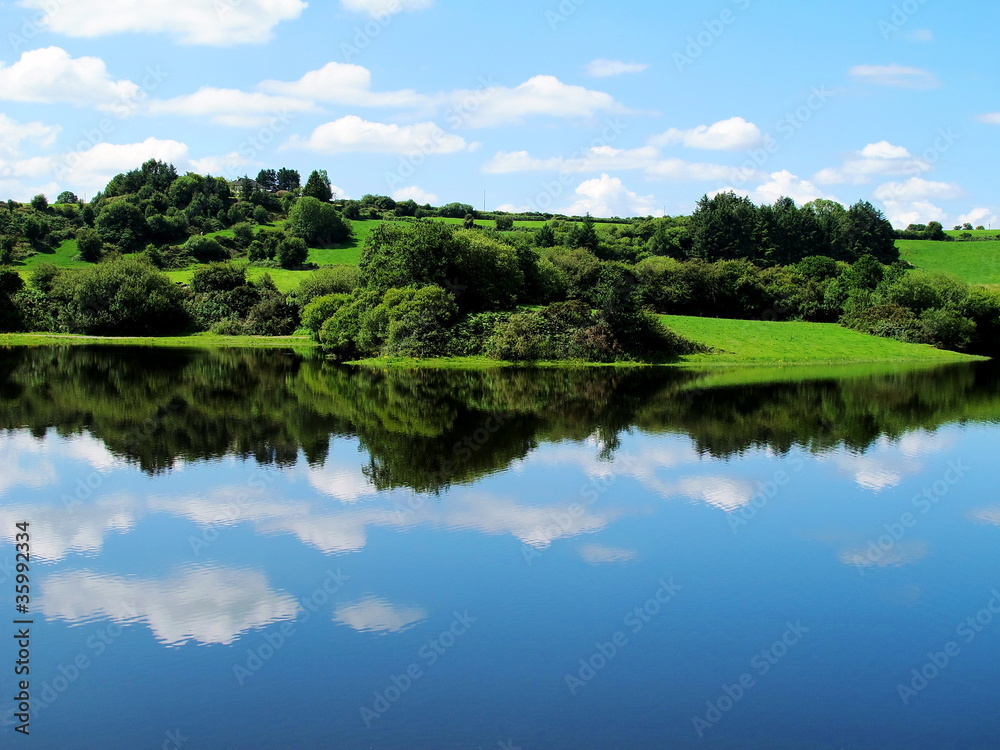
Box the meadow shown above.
[897,238,1000,287]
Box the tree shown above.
[302,170,333,202]
[57,191,79,205]
[495,215,514,231]
[567,214,600,254]
[288,196,352,245]
[844,200,898,264]
[689,192,761,262]
[276,168,301,192]
[253,205,270,225]
[76,228,104,262]
[232,222,254,249]
[276,236,308,268]
[95,201,148,251]
[185,235,229,262]
[30,194,48,212]
[256,169,278,192]
[191,263,247,293]
[535,224,556,248]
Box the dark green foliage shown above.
[302,293,350,337]
[292,265,360,306]
[276,168,300,192]
[49,255,189,335]
[276,236,308,268]
[256,169,278,192]
[844,200,898,264]
[302,170,333,202]
[191,263,247,293]
[567,213,600,255]
[287,196,352,245]
[495,215,514,231]
[232,222,254,249]
[95,201,148,251]
[840,303,926,343]
[253,205,270,225]
[243,295,299,336]
[103,159,178,197]
[30,194,48,212]
[690,192,761,261]
[535,224,556,248]
[356,285,458,357]
[76,227,103,262]
[56,191,79,205]
[185,235,229,262]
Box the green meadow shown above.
[897,239,1000,286]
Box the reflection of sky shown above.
[3,422,1000,748]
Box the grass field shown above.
[662,315,983,366]
[945,230,1000,238]
[4,316,983,368]
[897,239,1000,286]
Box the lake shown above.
[1,346,999,749]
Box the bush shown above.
[840,303,926,343]
[357,285,458,357]
[191,263,247,293]
[186,235,229,262]
[243,295,299,336]
[292,265,360,305]
[232,222,254,249]
[301,293,350,336]
[76,228,103,262]
[288,196,352,245]
[919,307,976,350]
[276,236,308,268]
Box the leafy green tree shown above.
[495,215,514,231]
[30,194,48,212]
[232,222,254,249]
[276,236,308,268]
[463,214,476,229]
[567,214,600,254]
[287,197,352,245]
[292,266,360,305]
[689,192,761,261]
[302,293,350,337]
[256,169,278,192]
[302,170,333,202]
[276,168,300,192]
[191,263,247,293]
[253,205,270,225]
[185,235,228,262]
[56,191,79,205]
[844,200,898,263]
[535,224,556,247]
[76,227,104,262]
[95,201,148,251]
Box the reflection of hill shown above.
[0,346,998,491]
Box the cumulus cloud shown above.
[334,596,427,633]
[849,64,939,89]
[147,88,316,127]
[446,75,624,128]
[260,62,426,107]
[340,0,433,17]
[813,141,931,185]
[586,59,649,77]
[483,146,659,174]
[717,171,836,206]
[54,138,190,194]
[0,114,59,159]
[561,174,659,218]
[646,158,759,183]
[285,115,472,155]
[873,177,963,203]
[21,0,307,45]
[652,117,763,151]
[0,47,139,108]
[39,567,300,646]
[393,186,438,204]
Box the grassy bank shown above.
[1,316,986,366]
[897,238,1000,286]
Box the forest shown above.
[1,159,999,360]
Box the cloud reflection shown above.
[40,566,300,646]
[334,595,427,634]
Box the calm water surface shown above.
[1,347,999,749]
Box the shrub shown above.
[301,293,350,336]
[919,307,976,350]
[276,236,308,268]
[292,265,360,306]
[190,263,247,293]
[840,302,926,343]
[185,235,229,262]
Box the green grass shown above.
[661,315,983,366]
[13,239,90,281]
[897,239,1000,286]
[0,332,317,350]
[945,229,1000,238]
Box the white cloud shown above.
[147,87,315,127]
[0,47,139,108]
[260,62,426,107]
[188,151,252,176]
[849,64,938,89]
[340,0,433,17]
[334,596,427,633]
[670,476,758,513]
[976,113,1000,125]
[286,115,471,155]
[586,59,649,77]
[56,138,190,194]
[717,170,836,206]
[561,174,658,218]
[447,75,624,128]
[579,545,638,564]
[652,117,763,151]
[0,114,59,159]
[483,145,659,174]
[873,177,963,203]
[906,29,934,42]
[393,186,438,204]
[21,0,307,45]
[957,208,1000,229]
[647,158,759,183]
[39,567,300,646]
[814,141,931,185]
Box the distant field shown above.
[14,239,90,281]
[896,239,1000,286]
[662,315,981,365]
[945,230,1000,238]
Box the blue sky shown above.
[0,0,997,227]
